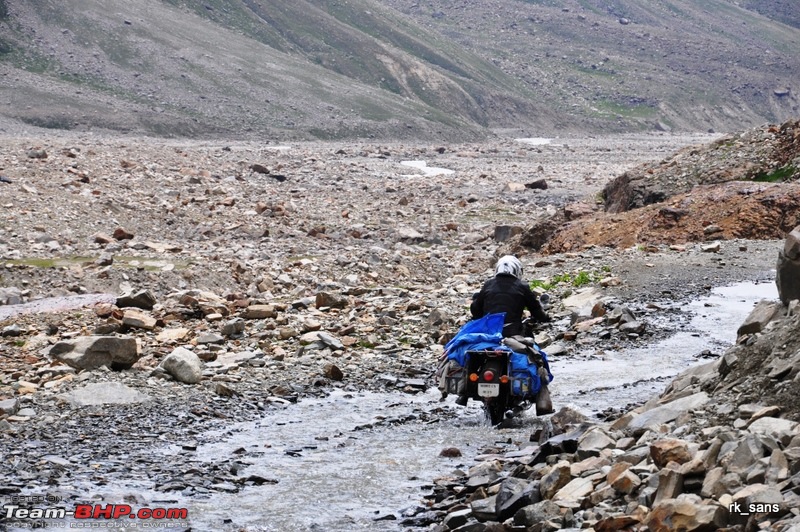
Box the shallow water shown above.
[8,281,778,531]
[550,280,778,413]
[176,390,501,531]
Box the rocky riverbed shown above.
[1,127,799,531]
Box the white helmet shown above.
[495,255,522,279]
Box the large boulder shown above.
[116,289,157,310]
[47,336,140,371]
[160,347,204,384]
[776,225,800,305]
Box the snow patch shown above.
[400,160,455,177]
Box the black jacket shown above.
[470,274,549,336]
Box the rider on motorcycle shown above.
[470,255,550,337]
[452,255,553,409]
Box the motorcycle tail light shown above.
[483,370,495,382]
[469,373,479,382]
[499,375,509,384]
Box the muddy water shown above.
[16,281,777,531]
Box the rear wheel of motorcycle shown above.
[484,396,506,426]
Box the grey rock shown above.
[625,392,709,431]
[765,449,790,484]
[1,324,23,337]
[619,320,646,334]
[777,249,800,306]
[496,477,539,521]
[747,416,799,438]
[0,287,25,305]
[513,499,563,527]
[493,225,524,242]
[442,508,471,530]
[210,350,258,369]
[117,289,157,310]
[47,336,140,371]
[58,382,151,406]
[396,227,425,243]
[160,347,204,384]
[731,483,784,510]
[0,398,19,416]
[784,225,800,260]
[553,476,593,502]
[317,331,344,350]
[724,435,764,474]
[577,427,615,458]
[221,317,246,337]
[736,300,782,336]
[196,332,225,344]
[469,494,497,521]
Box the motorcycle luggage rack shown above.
[445,370,466,395]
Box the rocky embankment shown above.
[399,229,800,531]
[516,119,800,254]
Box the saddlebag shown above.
[437,357,467,395]
[510,369,533,397]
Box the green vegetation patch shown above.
[530,267,610,291]
[751,165,798,183]
[18,115,74,131]
[593,98,658,119]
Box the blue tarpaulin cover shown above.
[443,313,507,367]
[444,313,553,395]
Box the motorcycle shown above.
[443,336,552,426]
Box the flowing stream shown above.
[11,280,778,531]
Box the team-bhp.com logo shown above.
[3,496,189,529]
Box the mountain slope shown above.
[382,0,800,134]
[733,0,800,28]
[0,0,797,139]
[0,0,523,139]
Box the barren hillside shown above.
[0,0,797,140]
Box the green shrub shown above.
[752,165,797,183]
[530,267,610,291]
